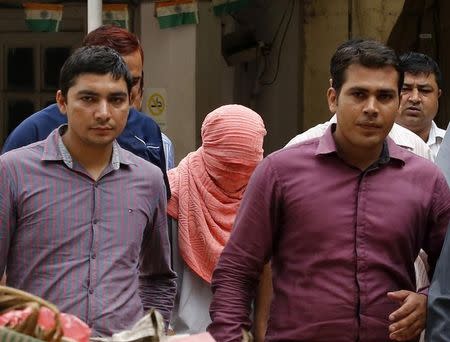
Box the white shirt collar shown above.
[427,120,446,147]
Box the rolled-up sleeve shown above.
[208,158,281,342]
[139,180,177,325]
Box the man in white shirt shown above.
[395,52,446,157]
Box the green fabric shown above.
[213,0,250,16]
[157,12,198,29]
[0,328,42,342]
[103,20,128,29]
[25,19,60,32]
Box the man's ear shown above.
[438,89,442,98]
[327,87,338,114]
[56,90,67,115]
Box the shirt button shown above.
[89,288,94,295]
[94,183,98,188]
[91,254,96,259]
[93,219,98,224]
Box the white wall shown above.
[140,2,197,163]
[140,2,236,162]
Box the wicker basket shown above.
[0,286,63,342]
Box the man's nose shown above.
[363,96,378,117]
[94,100,111,121]
[408,88,421,103]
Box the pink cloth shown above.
[167,104,266,283]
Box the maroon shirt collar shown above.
[316,123,406,167]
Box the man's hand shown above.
[387,290,427,341]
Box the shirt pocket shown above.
[116,208,149,264]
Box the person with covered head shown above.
[167,104,267,334]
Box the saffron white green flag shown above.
[103,4,129,30]
[23,3,63,32]
[156,0,199,29]
[212,0,249,16]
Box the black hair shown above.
[330,39,404,94]
[59,45,133,98]
[399,52,442,88]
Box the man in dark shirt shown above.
[208,39,450,341]
[1,25,170,195]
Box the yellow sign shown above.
[143,88,167,131]
[147,92,165,116]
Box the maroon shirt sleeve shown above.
[208,157,282,342]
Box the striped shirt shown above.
[0,126,176,336]
[161,133,175,170]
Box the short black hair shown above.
[399,52,442,88]
[59,45,133,98]
[330,39,404,94]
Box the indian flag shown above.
[156,0,199,29]
[103,4,129,30]
[212,0,250,16]
[23,3,63,32]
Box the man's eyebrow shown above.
[75,90,128,97]
[417,84,434,89]
[378,88,397,93]
[76,90,99,96]
[109,91,129,97]
[347,86,368,92]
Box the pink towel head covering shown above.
[167,104,266,283]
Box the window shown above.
[0,32,82,146]
[7,48,34,89]
[44,47,71,89]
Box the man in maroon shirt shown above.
[207,39,450,342]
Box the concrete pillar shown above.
[87,0,102,33]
